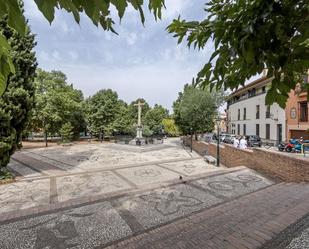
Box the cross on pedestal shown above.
[134,100,145,139]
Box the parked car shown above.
[245,135,262,147]
[223,134,236,144]
[202,133,216,143]
[219,133,228,142]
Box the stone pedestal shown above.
[129,137,146,146]
[136,127,143,139]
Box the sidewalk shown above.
[107,182,309,249]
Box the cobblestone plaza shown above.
[0,138,308,249]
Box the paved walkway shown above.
[107,182,309,249]
[0,139,308,248]
[4,139,221,216]
[0,167,308,249]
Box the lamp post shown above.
[190,128,193,153]
[215,116,221,167]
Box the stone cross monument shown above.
[134,100,145,139]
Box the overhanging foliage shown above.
[168,0,309,107]
[0,0,165,96]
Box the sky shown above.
[23,0,213,111]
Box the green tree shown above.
[142,125,153,137]
[59,122,74,143]
[168,0,309,107]
[0,15,37,171]
[111,100,134,135]
[31,69,85,146]
[85,89,120,138]
[0,0,165,95]
[173,85,225,139]
[144,104,168,135]
[162,118,179,137]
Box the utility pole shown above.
[216,116,220,167]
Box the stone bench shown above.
[204,155,217,165]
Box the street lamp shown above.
[215,115,221,167]
[190,127,193,153]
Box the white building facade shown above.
[226,77,286,144]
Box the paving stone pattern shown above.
[2,139,308,248]
[159,158,219,176]
[57,171,132,202]
[7,160,42,178]
[107,183,309,249]
[15,142,196,173]
[0,179,50,213]
[0,202,132,249]
[116,165,180,186]
[286,227,309,249]
[4,140,216,215]
[0,169,278,249]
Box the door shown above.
[277,124,282,144]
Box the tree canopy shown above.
[30,69,85,145]
[85,94,168,137]
[84,89,120,136]
[162,118,179,137]
[0,15,37,170]
[173,84,225,136]
[0,0,165,96]
[144,104,168,135]
[168,0,309,107]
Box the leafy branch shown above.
[0,0,166,95]
[167,0,309,107]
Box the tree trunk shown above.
[194,131,198,140]
[44,130,48,147]
[100,130,103,143]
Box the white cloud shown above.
[23,0,44,20]
[162,0,191,19]
[68,51,79,60]
[26,0,209,111]
[38,51,49,61]
[126,32,137,45]
[52,50,61,60]
[54,60,203,111]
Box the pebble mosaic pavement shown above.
[0,167,273,249]
[1,138,307,249]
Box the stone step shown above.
[12,153,65,175]
[7,160,42,178]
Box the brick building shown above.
[285,75,309,140]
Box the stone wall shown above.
[184,138,309,182]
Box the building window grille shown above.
[237,124,240,135]
[238,109,240,120]
[243,124,246,136]
[243,108,246,120]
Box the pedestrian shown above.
[233,136,239,148]
[239,136,248,149]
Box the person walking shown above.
[233,136,240,148]
[239,136,248,149]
